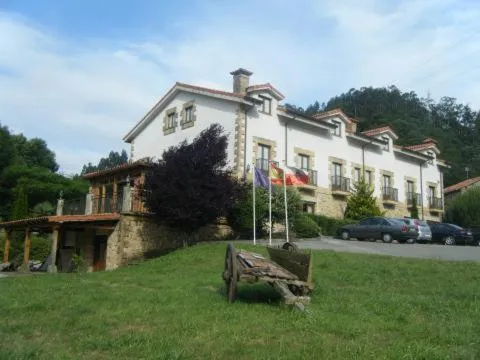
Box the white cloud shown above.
[1,1,480,172]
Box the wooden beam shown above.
[23,227,31,265]
[3,230,11,263]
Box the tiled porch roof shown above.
[82,158,154,179]
[0,213,121,229]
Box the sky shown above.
[1,0,480,174]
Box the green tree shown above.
[445,187,480,227]
[11,185,29,220]
[344,178,383,220]
[11,134,59,172]
[409,196,419,219]
[81,150,128,174]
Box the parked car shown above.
[394,218,432,243]
[340,217,418,243]
[428,223,476,246]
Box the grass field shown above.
[1,243,479,359]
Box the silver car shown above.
[396,218,432,243]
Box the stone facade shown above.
[233,105,246,178]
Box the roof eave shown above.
[278,109,336,130]
[346,133,386,146]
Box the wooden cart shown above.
[222,242,314,310]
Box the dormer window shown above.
[382,136,389,151]
[427,151,434,158]
[259,95,272,115]
[332,120,341,136]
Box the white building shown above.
[123,69,448,221]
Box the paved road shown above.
[246,237,480,262]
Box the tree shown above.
[344,178,383,220]
[143,124,239,241]
[409,196,419,219]
[11,134,59,172]
[11,185,29,220]
[445,187,480,227]
[81,150,128,174]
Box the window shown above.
[259,96,272,114]
[303,203,315,214]
[167,112,176,129]
[428,186,436,200]
[333,163,342,178]
[353,168,361,183]
[365,170,372,185]
[407,180,414,194]
[184,106,193,123]
[382,136,389,151]
[332,120,341,136]
[383,175,391,190]
[257,144,271,171]
[299,154,310,170]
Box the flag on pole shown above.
[285,166,309,185]
[253,167,269,188]
[270,162,284,185]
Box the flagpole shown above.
[252,161,256,246]
[268,161,272,246]
[283,161,289,243]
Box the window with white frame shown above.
[257,144,271,171]
[382,136,389,151]
[299,154,310,170]
[332,120,341,136]
[167,112,176,129]
[353,168,361,183]
[407,180,414,194]
[184,105,193,123]
[259,96,272,114]
[383,174,392,190]
[365,170,372,185]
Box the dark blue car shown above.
[429,223,477,246]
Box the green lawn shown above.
[1,243,479,359]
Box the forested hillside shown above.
[287,86,480,187]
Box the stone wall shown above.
[105,214,232,270]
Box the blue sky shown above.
[1,0,480,173]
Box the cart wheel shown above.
[224,243,238,303]
[282,242,299,252]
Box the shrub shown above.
[306,214,356,237]
[445,187,480,227]
[293,213,321,238]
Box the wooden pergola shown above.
[1,214,120,272]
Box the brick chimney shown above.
[230,68,252,94]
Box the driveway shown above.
[242,237,480,262]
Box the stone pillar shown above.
[3,230,11,263]
[85,193,93,215]
[122,186,132,213]
[56,199,64,216]
[47,226,60,273]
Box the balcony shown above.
[255,159,278,178]
[406,192,422,208]
[61,188,147,216]
[382,187,398,204]
[331,176,350,195]
[255,159,317,187]
[428,197,444,212]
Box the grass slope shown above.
[0,243,479,359]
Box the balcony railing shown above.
[60,188,148,216]
[305,169,317,186]
[331,176,350,193]
[428,197,443,210]
[382,187,398,202]
[255,159,278,178]
[406,192,422,207]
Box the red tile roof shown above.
[0,213,121,229]
[176,82,245,99]
[313,108,348,120]
[444,176,480,194]
[361,126,394,136]
[404,143,435,151]
[82,158,153,179]
[246,83,285,99]
[422,137,438,144]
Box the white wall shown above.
[132,91,238,166]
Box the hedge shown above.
[305,214,356,237]
[293,213,321,238]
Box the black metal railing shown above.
[91,193,124,214]
[306,169,318,186]
[382,187,398,202]
[63,197,86,215]
[331,176,350,193]
[406,192,422,206]
[428,197,443,210]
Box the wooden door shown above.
[93,235,108,271]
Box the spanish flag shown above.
[270,163,284,185]
[270,163,308,185]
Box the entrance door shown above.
[93,235,108,271]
